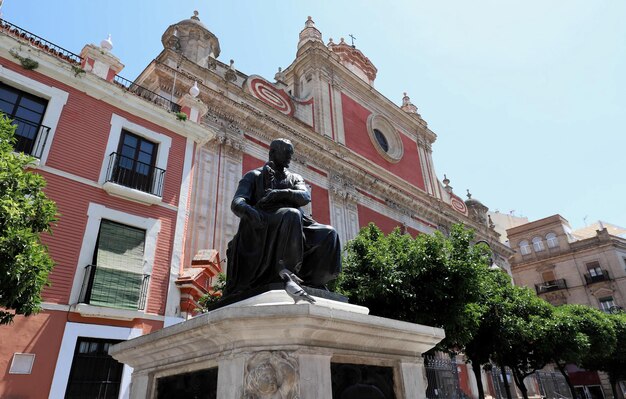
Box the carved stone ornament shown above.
[244,351,299,399]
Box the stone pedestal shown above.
[110,291,445,398]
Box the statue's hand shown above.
[256,189,282,209]
[245,206,265,229]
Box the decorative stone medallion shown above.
[244,351,299,399]
[245,75,295,116]
[449,194,468,216]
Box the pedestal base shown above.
[110,291,445,398]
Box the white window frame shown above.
[99,114,171,203]
[599,296,615,313]
[69,203,160,311]
[49,322,141,399]
[0,64,69,165]
[519,240,531,255]
[545,232,558,249]
[586,261,603,277]
[532,237,544,252]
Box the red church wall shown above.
[357,205,402,234]
[341,93,426,191]
[0,311,66,399]
[310,182,330,225]
[242,153,265,174]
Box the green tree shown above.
[582,310,624,399]
[464,268,513,399]
[0,115,57,324]
[542,304,615,399]
[493,286,554,399]
[335,223,490,353]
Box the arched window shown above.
[546,232,558,248]
[532,236,544,252]
[519,240,531,255]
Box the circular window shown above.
[367,114,403,163]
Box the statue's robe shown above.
[224,163,341,296]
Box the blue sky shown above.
[6,1,626,229]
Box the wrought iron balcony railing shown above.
[113,75,181,113]
[535,278,567,294]
[9,116,51,159]
[105,152,165,197]
[584,269,610,285]
[0,19,83,64]
[79,264,150,310]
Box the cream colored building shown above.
[507,214,626,398]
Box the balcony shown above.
[10,116,50,159]
[584,269,611,285]
[0,19,83,64]
[113,75,181,114]
[105,152,165,197]
[535,279,567,294]
[79,264,150,311]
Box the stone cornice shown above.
[510,240,622,269]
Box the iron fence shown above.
[113,75,181,113]
[105,152,165,197]
[79,264,150,310]
[584,270,610,285]
[425,355,464,399]
[10,116,50,159]
[535,278,568,294]
[536,371,573,399]
[0,19,82,64]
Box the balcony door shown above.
[0,82,48,154]
[89,220,146,309]
[65,337,124,399]
[114,130,157,193]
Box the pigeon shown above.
[279,269,316,304]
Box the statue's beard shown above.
[268,160,286,172]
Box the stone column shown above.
[399,358,428,399]
[217,355,245,399]
[298,353,332,399]
[128,371,150,399]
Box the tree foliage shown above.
[334,223,491,352]
[336,221,625,399]
[582,310,625,399]
[0,115,57,324]
[492,285,554,399]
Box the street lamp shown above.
[474,240,500,270]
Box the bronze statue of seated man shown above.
[224,138,341,296]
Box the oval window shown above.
[373,129,389,152]
[367,114,403,163]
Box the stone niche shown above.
[110,291,444,398]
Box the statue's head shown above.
[269,138,294,169]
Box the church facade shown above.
[0,13,508,398]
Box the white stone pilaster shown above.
[298,354,332,399]
[186,143,220,264]
[330,189,359,246]
[213,147,242,260]
[217,356,245,399]
[128,372,150,399]
[332,84,346,144]
[399,359,428,399]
